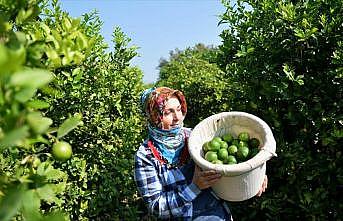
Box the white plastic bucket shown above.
[188,111,277,201]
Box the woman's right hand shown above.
[192,165,222,190]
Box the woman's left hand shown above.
[256,175,268,197]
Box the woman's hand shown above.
[256,175,268,197]
[192,165,222,190]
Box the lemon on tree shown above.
[52,141,73,162]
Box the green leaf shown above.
[26,112,53,134]
[0,184,26,221]
[15,87,37,103]
[21,190,42,221]
[52,182,67,194]
[44,212,68,221]
[16,8,34,25]
[10,68,53,88]
[46,47,61,67]
[57,115,83,138]
[37,162,66,181]
[44,168,67,181]
[294,28,305,40]
[27,100,50,109]
[40,86,64,98]
[76,32,88,49]
[0,44,9,68]
[36,184,56,203]
[0,126,29,150]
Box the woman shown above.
[134,87,267,220]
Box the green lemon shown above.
[220,141,228,149]
[227,145,238,155]
[218,148,229,161]
[225,155,237,164]
[212,136,222,143]
[205,151,218,162]
[212,159,224,165]
[232,139,240,146]
[52,141,73,162]
[209,139,221,151]
[237,146,249,160]
[250,148,259,158]
[238,140,248,148]
[202,141,210,153]
[222,133,234,143]
[249,138,260,149]
[238,132,250,142]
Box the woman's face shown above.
[161,96,184,130]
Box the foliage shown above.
[38,3,146,220]
[0,0,87,220]
[215,0,342,220]
[1,0,147,219]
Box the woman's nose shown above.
[172,112,180,121]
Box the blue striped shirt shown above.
[134,128,201,220]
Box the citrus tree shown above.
[37,3,146,220]
[0,0,89,220]
[1,0,147,219]
[216,0,342,220]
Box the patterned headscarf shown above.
[140,87,188,165]
[140,87,187,128]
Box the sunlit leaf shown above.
[26,112,53,134]
[10,69,53,88]
[27,100,50,109]
[57,115,83,138]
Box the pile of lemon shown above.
[202,132,260,164]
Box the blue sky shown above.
[59,0,227,83]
